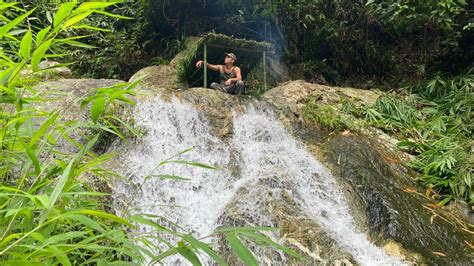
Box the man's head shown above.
[224,52,237,65]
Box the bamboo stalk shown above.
[203,44,207,88]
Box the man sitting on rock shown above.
[195,52,245,95]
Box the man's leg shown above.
[210,82,227,92]
[233,80,245,95]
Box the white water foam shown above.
[111,96,401,265]
[231,106,401,265]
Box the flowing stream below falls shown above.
[110,96,402,265]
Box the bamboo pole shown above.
[263,51,267,91]
[203,44,207,88]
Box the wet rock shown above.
[262,80,380,115]
[261,80,474,264]
[129,65,179,90]
[323,135,473,265]
[33,78,126,153]
[217,176,355,265]
[38,60,73,78]
[20,60,73,81]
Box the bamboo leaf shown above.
[76,2,119,12]
[177,244,202,266]
[0,8,35,39]
[34,194,51,209]
[148,174,191,181]
[182,234,228,266]
[166,160,217,170]
[62,11,93,29]
[53,2,77,28]
[57,39,96,49]
[71,209,134,228]
[129,215,174,234]
[29,111,59,148]
[26,146,41,174]
[1,261,45,266]
[36,26,50,45]
[41,158,75,223]
[91,97,107,123]
[31,39,53,71]
[239,231,301,259]
[92,10,132,19]
[19,30,32,59]
[225,233,258,266]
[48,246,71,266]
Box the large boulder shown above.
[261,80,474,265]
[33,78,126,153]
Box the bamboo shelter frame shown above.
[203,44,269,90]
[176,33,274,90]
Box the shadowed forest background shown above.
[53,0,473,86]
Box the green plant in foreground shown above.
[0,1,301,264]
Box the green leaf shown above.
[70,25,110,32]
[20,30,32,59]
[225,233,258,266]
[53,2,77,28]
[57,39,96,49]
[216,226,275,233]
[67,214,105,232]
[41,158,75,223]
[26,146,41,174]
[1,261,45,266]
[34,194,51,209]
[43,231,87,246]
[0,8,35,39]
[62,11,93,29]
[148,174,191,181]
[166,160,217,170]
[48,245,71,266]
[76,2,119,12]
[29,111,59,148]
[31,39,53,71]
[239,231,301,259]
[182,234,228,266]
[90,97,107,123]
[93,10,133,20]
[36,26,50,45]
[177,244,202,266]
[437,195,453,206]
[70,209,134,228]
[129,215,173,234]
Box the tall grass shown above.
[0,1,301,265]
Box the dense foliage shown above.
[360,74,473,203]
[52,0,472,87]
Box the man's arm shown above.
[224,67,242,85]
[196,60,221,72]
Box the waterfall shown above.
[111,96,401,265]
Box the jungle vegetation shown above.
[0,0,472,264]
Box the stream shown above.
[110,96,402,265]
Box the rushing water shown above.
[111,96,401,265]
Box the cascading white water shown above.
[111,96,401,265]
[232,106,401,265]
